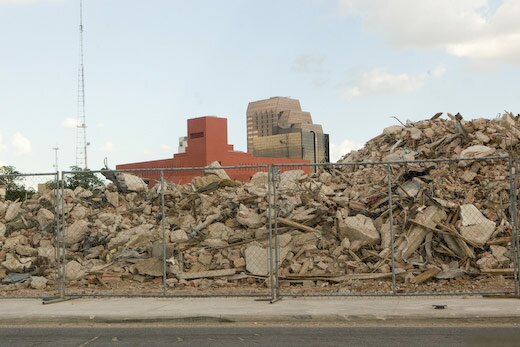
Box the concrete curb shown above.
[1,297,520,326]
[1,314,520,325]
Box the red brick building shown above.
[117,116,310,184]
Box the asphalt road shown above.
[0,326,519,347]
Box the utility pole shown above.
[75,0,89,169]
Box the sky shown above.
[1,0,520,173]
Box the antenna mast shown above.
[76,0,88,169]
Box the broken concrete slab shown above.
[459,204,496,247]
[338,214,379,245]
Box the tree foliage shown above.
[0,166,35,201]
[65,166,104,190]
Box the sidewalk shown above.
[0,296,519,325]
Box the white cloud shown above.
[100,141,114,153]
[293,55,325,73]
[345,65,445,97]
[11,132,32,155]
[96,122,105,128]
[330,138,363,162]
[62,117,79,129]
[339,0,520,64]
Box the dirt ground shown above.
[1,275,516,298]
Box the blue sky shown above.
[1,0,519,172]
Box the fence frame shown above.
[272,155,519,298]
[2,156,520,301]
[0,172,60,300]
[58,165,275,299]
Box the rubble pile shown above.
[0,112,519,295]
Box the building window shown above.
[190,132,204,139]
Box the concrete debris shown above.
[459,204,496,247]
[30,276,48,290]
[134,258,163,277]
[204,161,231,180]
[1,113,519,293]
[338,214,379,245]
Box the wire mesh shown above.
[2,157,519,300]
[161,165,272,297]
[273,158,518,297]
[61,169,164,296]
[0,173,59,298]
[271,163,394,296]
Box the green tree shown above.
[65,166,104,190]
[0,166,35,201]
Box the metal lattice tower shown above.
[76,0,88,169]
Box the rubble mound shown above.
[340,112,519,163]
[0,113,518,296]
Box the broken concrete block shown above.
[204,161,230,180]
[64,220,89,245]
[459,204,495,247]
[236,204,263,228]
[338,214,379,245]
[36,208,54,230]
[30,276,48,290]
[1,254,26,272]
[106,191,119,208]
[207,222,232,241]
[477,254,499,270]
[120,173,148,192]
[5,202,22,222]
[65,260,85,281]
[460,145,496,159]
[171,229,189,243]
[135,258,163,277]
[383,125,403,136]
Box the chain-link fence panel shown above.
[0,173,59,298]
[162,165,273,297]
[61,169,164,297]
[388,157,516,295]
[273,157,518,297]
[271,163,394,297]
[513,156,520,297]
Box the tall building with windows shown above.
[246,97,330,163]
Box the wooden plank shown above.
[487,237,512,245]
[480,268,514,275]
[277,217,321,234]
[410,267,441,284]
[176,268,237,280]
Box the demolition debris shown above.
[0,112,519,295]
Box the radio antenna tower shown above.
[76,0,89,169]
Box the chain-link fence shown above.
[58,165,273,298]
[0,172,59,298]
[272,156,520,297]
[1,158,520,300]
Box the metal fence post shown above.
[52,172,61,299]
[508,155,520,297]
[387,164,397,295]
[59,171,66,299]
[161,170,167,296]
[267,165,275,302]
[274,167,281,301]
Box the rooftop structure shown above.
[117,116,310,184]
